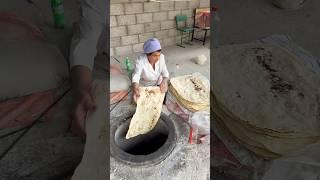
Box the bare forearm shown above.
[162,77,169,84]
[71,65,92,94]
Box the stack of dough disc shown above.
[212,44,320,159]
[169,72,210,112]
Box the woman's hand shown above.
[160,78,168,93]
[70,65,96,137]
[132,83,140,104]
[71,87,96,137]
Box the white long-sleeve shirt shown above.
[132,54,169,86]
[69,0,107,71]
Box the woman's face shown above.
[148,51,161,63]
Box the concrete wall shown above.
[110,0,210,56]
[215,0,320,59]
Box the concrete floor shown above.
[215,0,320,59]
[112,38,210,80]
[109,39,210,180]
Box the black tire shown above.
[110,112,177,166]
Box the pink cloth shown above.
[212,134,254,179]
[0,12,44,41]
[0,12,54,129]
[110,63,129,104]
[0,89,57,129]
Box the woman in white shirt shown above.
[132,38,169,103]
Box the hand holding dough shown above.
[126,86,165,139]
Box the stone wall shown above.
[110,0,210,56]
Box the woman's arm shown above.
[69,0,107,136]
[132,58,143,84]
[132,57,143,103]
[160,55,169,93]
[161,55,169,78]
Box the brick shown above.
[189,0,200,9]
[111,26,127,38]
[162,38,176,47]
[181,10,194,18]
[158,39,164,45]
[155,30,168,40]
[115,46,133,56]
[110,16,117,27]
[139,32,154,43]
[144,2,160,12]
[125,3,143,14]
[160,1,174,11]
[110,4,124,15]
[117,15,136,26]
[153,12,167,22]
[128,24,144,35]
[161,20,175,30]
[121,35,139,45]
[175,1,188,10]
[144,22,161,32]
[168,10,181,20]
[110,37,121,47]
[200,0,210,7]
[168,29,178,37]
[136,13,153,23]
[131,0,148,2]
[133,43,144,53]
[111,0,129,3]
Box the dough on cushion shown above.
[126,86,165,139]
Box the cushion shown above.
[110,74,130,93]
[0,39,69,100]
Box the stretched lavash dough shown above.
[126,86,165,139]
[170,72,210,105]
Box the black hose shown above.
[0,87,71,161]
[110,89,132,113]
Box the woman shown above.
[132,38,169,103]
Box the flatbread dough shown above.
[126,86,165,139]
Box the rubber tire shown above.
[110,112,177,166]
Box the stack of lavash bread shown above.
[212,43,320,159]
[169,72,210,112]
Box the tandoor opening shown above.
[114,118,169,155]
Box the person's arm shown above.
[160,55,169,93]
[132,57,143,84]
[161,55,169,79]
[69,0,107,137]
[70,0,106,71]
[132,58,143,103]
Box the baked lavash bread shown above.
[126,86,165,139]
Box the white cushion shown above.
[0,39,69,100]
[110,74,130,93]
